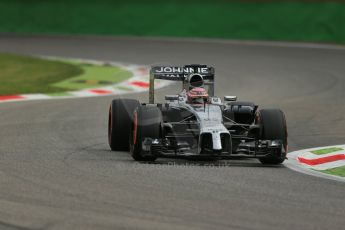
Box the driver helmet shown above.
[187,87,209,104]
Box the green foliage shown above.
[0,1,344,43]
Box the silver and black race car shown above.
[108,64,287,164]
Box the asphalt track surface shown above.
[0,35,345,230]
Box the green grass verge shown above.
[320,166,345,177]
[0,53,132,96]
[46,92,73,97]
[52,61,132,90]
[0,0,345,43]
[0,53,83,95]
[311,147,343,155]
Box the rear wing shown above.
[149,65,215,103]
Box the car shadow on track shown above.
[139,158,285,168]
[87,146,285,168]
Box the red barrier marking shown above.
[89,89,113,95]
[138,67,149,75]
[298,154,345,166]
[0,95,25,101]
[130,81,149,88]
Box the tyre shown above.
[130,106,162,162]
[108,99,140,151]
[256,109,288,165]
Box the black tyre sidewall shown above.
[256,109,288,164]
[108,99,140,151]
[130,106,162,161]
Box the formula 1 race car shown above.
[108,64,288,164]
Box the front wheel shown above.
[129,106,162,162]
[108,99,140,151]
[256,109,288,165]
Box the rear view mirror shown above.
[224,96,237,101]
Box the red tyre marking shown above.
[298,154,345,166]
[282,111,288,153]
[108,106,112,145]
[255,111,261,124]
[133,111,138,145]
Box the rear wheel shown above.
[130,106,162,161]
[108,99,140,151]
[256,109,288,165]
